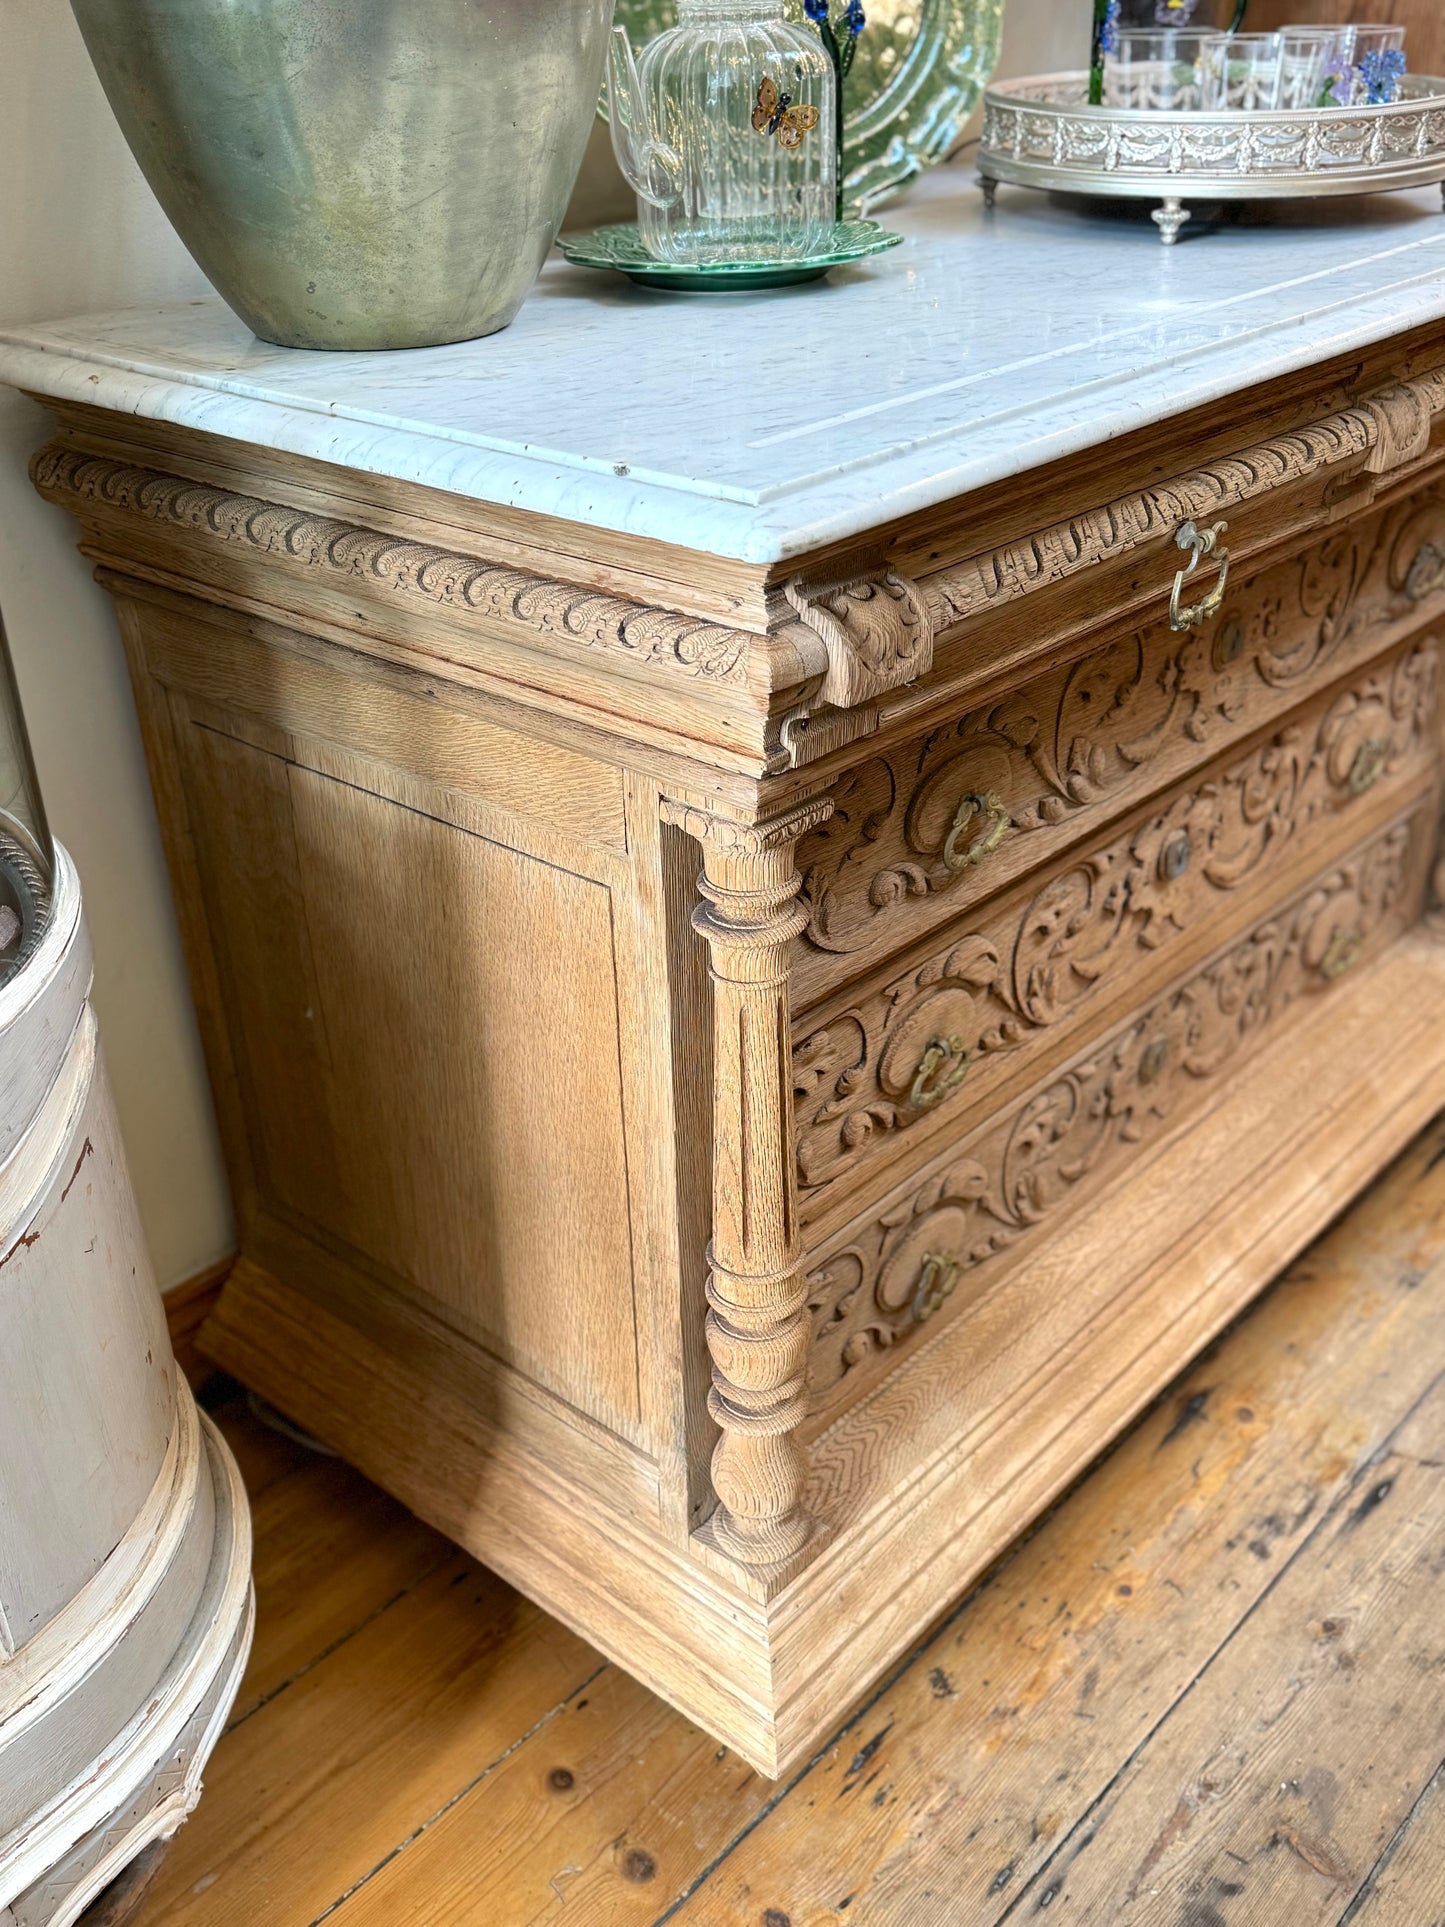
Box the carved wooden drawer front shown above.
[792,640,1438,1224]
[801,801,1435,1426]
[794,484,1445,1010]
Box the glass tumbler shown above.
[1104,30,1222,112]
[1275,27,1354,110]
[1352,25,1408,104]
[1203,32,1284,112]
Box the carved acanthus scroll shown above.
[785,571,934,709]
[792,641,1439,1192]
[1364,381,1437,477]
[661,791,834,1569]
[805,809,1428,1404]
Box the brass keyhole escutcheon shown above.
[1320,926,1366,982]
[1139,1036,1170,1085]
[910,1036,972,1112]
[912,1252,961,1326]
[1348,738,1388,796]
[943,790,1011,874]
[1406,540,1445,604]
[1160,831,1193,881]
[1213,616,1245,670]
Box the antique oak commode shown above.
[7,178,1445,1776]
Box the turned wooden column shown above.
[662,796,833,1568]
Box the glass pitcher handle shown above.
[606,25,684,211]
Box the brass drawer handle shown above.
[912,1251,961,1325]
[943,790,1010,873]
[1170,519,1231,633]
[1320,926,1365,982]
[910,1035,972,1111]
[1348,738,1388,796]
[1406,540,1445,603]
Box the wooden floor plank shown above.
[212,1399,455,1725]
[139,1551,606,1927]
[1341,1762,1445,1925]
[1001,1374,1445,1921]
[325,1660,717,1927]
[292,1119,1445,1927]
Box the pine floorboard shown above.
[145,1116,1445,1927]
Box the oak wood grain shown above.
[1345,1764,1445,1924]
[140,1115,1445,1927]
[136,1549,602,1927]
[38,332,1445,1778]
[1000,1384,1445,1920]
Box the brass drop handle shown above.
[911,1251,961,1326]
[1348,738,1388,796]
[1406,540,1445,603]
[910,1035,972,1111]
[1170,519,1231,633]
[943,790,1011,873]
[1320,926,1365,982]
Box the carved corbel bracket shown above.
[784,570,935,711]
[1363,379,1439,478]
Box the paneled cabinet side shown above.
[660,794,834,1572]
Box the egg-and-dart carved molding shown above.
[34,364,1445,735]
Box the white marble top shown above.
[5,167,1445,565]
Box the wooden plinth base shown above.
[202,930,1445,1777]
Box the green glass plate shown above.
[601,0,1005,214]
[560,219,904,291]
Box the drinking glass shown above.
[1202,31,1284,112]
[1104,30,1222,112]
[1351,25,1408,105]
[1275,26,1354,110]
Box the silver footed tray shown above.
[978,71,1445,244]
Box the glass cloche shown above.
[0,614,54,990]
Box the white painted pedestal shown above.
[0,850,253,1927]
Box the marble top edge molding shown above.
[5,176,1445,563]
[30,363,1445,748]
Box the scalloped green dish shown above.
[559,219,904,290]
[602,0,1005,214]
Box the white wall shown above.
[0,2,232,1290]
[0,0,1082,1291]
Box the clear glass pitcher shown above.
[608,0,837,265]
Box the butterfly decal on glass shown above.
[753,76,820,148]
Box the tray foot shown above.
[1153,197,1192,245]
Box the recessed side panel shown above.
[174,714,643,1439]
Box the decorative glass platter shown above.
[978,72,1445,244]
[602,0,1004,213]
[559,218,903,289]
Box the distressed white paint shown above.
[0,849,253,1926]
